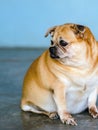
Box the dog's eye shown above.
[60,40,68,46]
[51,40,54,45]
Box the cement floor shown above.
[0,48,98,130]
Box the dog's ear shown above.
[45,26,57,37]
[76,24,85,33]
[71,24,86,38]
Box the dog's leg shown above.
[21,102,59,120]
[53,83,77,125]
[88,87,98,118]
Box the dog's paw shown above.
[60,112,77,126]
[49,112,59,120]
[89,106,98,118]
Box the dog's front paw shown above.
[60,112,77,126]
[89,106,98,118]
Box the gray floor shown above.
[0,48,98,130]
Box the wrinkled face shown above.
[45,23,94,62]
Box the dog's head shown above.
[45,23,96,65]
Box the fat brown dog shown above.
[21,23,98,125]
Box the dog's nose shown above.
[49,46,57,54]
[49,46,59,58]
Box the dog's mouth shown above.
[50,53,60,59]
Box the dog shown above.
[21,23,98,125]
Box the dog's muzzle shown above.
[49,46,59,58]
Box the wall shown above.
[0,0,98,47]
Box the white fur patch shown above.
[58,72,98,114]
[22,105,42,113]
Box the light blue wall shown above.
[0,0,98,47]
